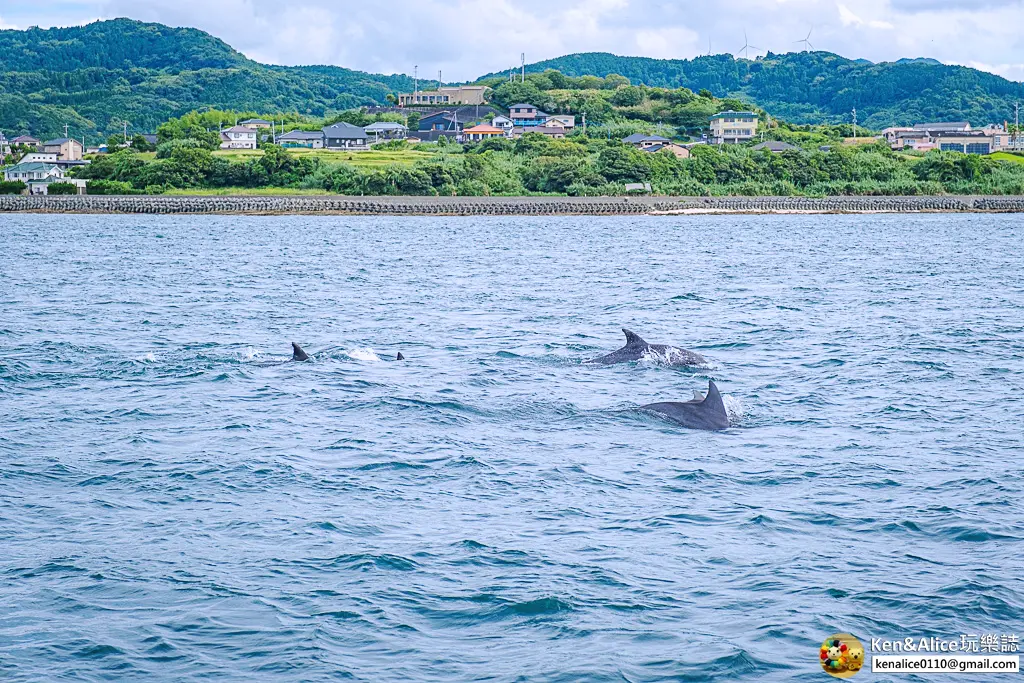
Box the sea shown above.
[1,213,1021,682]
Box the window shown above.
[965,143,990,154]
[940,143,964,152]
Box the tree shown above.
[131,134,155,152]
[406,112,420,131]
[597,145,653,182]
[46,182,79,195]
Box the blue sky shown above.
[2,0,1022,82]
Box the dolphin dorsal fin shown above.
[292,342,310,362]
[622,328,647,347]
[396,352,405,361]
[702,380,727,416]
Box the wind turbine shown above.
[738,30,761,60]
[795,27,814,52]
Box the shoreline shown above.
[2,195,1024,215]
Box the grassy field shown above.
[988,152,1024,164]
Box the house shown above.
[913,121,970,133]
[220,126,258,150]
[930,131,996,154]
[463,124,507,141]
[363,122,409,141]
[18,152,59,164]
[418,111,463,132]
[141,134,158,146]
[11,135,40,149]
[644,142,691,159]
[42,138,84,161]
[751,140,800,153]
[323,122,370,150]
[239,118,272,129]
[491,115,514,132]
[531,125,566,139]
[709,111,758,144]
[27,177,88,195]
[547,114,575,130]
[277,130,325,149]
[509,104,548,127]
[398,85,488,107]
[4,161,64,183]
[622,133,671,149]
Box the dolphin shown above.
[641,380,730,431]
[588,328,707,366]
[291,342,310,362]
[397,352,405,361]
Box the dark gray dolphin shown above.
[396,352,405,361]
[588,328,707,366]
[641,380,730,431]
[291,342,310,362]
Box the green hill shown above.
[2,18,1023,140]
[487,51,1024,128]
[0,18,414,139]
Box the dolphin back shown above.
[291,342,310,362]
[641,380,730,430]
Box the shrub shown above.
[156,138,209,159]
[46,182,79,195]
[0,180,27,194]
[87,179,134,195]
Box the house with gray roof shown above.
[751,140,800,153]
[323,122,370,150]
[622,133,671,149]
[277,130,325,149]
[363,122,408,141]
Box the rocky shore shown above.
[2,194,1024,215]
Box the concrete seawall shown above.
[2,195,1024,215]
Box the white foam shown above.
[134,352,157,363]
[241,347,262,361]
[723,394,746,421]
[346,347,382,362]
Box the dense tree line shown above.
[71,130,1024,197]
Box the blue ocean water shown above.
[1,213,1022,682]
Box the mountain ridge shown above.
[1,19,1022,138]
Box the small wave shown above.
[346,347,381,362]
[133,352,157,363]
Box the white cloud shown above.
[837,3,895,29]
[5,0,1022,83]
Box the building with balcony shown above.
[709,111,758,144]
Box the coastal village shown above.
[2,81,1022,195]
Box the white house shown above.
[220,125,258,150]
[491,115,514,133]
[4,161,64,183]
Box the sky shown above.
[2,0,1023,82]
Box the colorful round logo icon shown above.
[820,633,864,678]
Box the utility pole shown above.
[123,121,128,144]
[414,65,418,96]
[521,53,525,83]
[852,107,857,143]
[438,70,442,89]
[1015,102,1020,150]
[582,112,587,136]
[64,123,70,138]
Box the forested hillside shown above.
[489,52,1024,128]
[2,18,1023,139]
[0,19,414,138]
